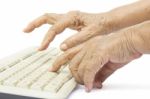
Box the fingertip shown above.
[49,66,56,72]
[85,83,93,92]
[23,28,29,33]
[50,66,59,72]
[38,47,45,51]
[94,81,102,89]
[85,86,91,92]
[48,64,56,71]
[38,42,48,51]
[48,67,53,72]
[60,44,68,51]
[23,27,33,33]
[85,87,90,92]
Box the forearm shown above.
[107,0,150,30]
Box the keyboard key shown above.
[30,72,57,90]
[58,78,77,97]
[0,50,49,83]
[17,58,54,88]
[0,47,77,99]
[3,50,52,86]
[43,67,72,93]
[0,47,37,72]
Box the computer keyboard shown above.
[0,47,77,99]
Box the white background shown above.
[0,0,150,99]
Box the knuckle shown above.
[43,13,50,23]
[97,15,108,26]
[43,13,49,18]
[61,51,72,61]
[97,14,115,33]
[67,10,80,15]
[66,11,81,26]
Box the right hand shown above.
[23,11,117,51]
[50,25,144,92]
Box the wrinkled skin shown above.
[50,25,149,92]
[23,1,150,52]
[23,0,150,92]
[24,11,115,51]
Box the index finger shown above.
[23,13,61,33]
[38,18,75,51]
[50,44,83,72]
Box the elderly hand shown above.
[23,11,117,51]
[50,20,150,92]
[23,1,150,51]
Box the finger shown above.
[83,53,108,92]
[77,45,99,84]
[50,44,83,72]
[23,13,61,33]
[69,49,86,84]
[45,13,62,24]
[60,25,100,51]
[93,80,102,89]
[38,19,73,51]
[95,62,128,83]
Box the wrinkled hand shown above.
[23,11,116,51]
[50,28,143,92]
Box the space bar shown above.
[0,93,40,99]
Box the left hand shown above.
[23,11,117,51]
[50,29,142,92]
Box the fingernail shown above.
[85,87,90,92]
[85,83,93,92]
[95,82,102,89]
[60,44,68,50]
[49,67,53,72]
[23,28,29,33]
[38,47,43,51]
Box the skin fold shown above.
[23,0,150,92]
[24,0,150,51]
[51,21,150,92]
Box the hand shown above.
[50,28,143,92]
[23,11,116,51]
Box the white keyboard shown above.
[0,47,77,99]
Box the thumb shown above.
[60,25,100,51]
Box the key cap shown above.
[0,47,37,72]
[43,69,72,93]
[0,50,49,83]
[0,47,77,99]
[50,48,61,56]
[3,50,52,86]
[58,78,77,98]
[30,72,57,90]
[17,58,54,88]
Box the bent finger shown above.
[23,13,61,33]
[69,49,86,84]
[39,19,73,51]
[60,25,100,51]
[83,53,108,92]
[50,44,83,72]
